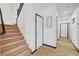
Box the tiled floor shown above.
[32,37,79,56]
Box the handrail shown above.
[17,3,24,17]
[0,8,5,34]
[16,3,24,25]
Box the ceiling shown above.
[38,3,79,17]
[56,3,79,17]
[38,3,56,9]
[6,3,79,18]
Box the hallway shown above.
[32,37,79,56]
[0,3,79,56]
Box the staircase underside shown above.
[0,24,31,56]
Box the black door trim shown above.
[60,23,70,39]
[35,13,44,51]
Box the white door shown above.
[61,24,67,37]
[36,15,43,49]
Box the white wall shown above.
[17,3,34,52]
[17,3,42,52]
[0,3,17,25]
[69,7,79,50]
[42,6,57,47]
[17,3,57,52]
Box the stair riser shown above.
[0,41,2,45]
[1,36,23,45]
[0,46,1,56]
[0,29,19,32]
[0,30,2,32]
[1,33,22,39]
[0,25,16,28]
[2,45,27,56]
[2,40,28,53]
[0,30,20,32]
[0,27,17,30]
[5,31,20,33]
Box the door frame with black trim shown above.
[35,13,44,50]
[60,23,70,39]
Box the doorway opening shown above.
[35,13,44,51]
[60,23,70,39]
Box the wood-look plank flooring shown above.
[32,37,79,56]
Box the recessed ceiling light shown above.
[64,11,67,14]
[56,13,58,16]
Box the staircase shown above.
[0,24,31,56]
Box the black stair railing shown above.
[17,3,24,17]
[0,8,5,34]
[16,3,24,26]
